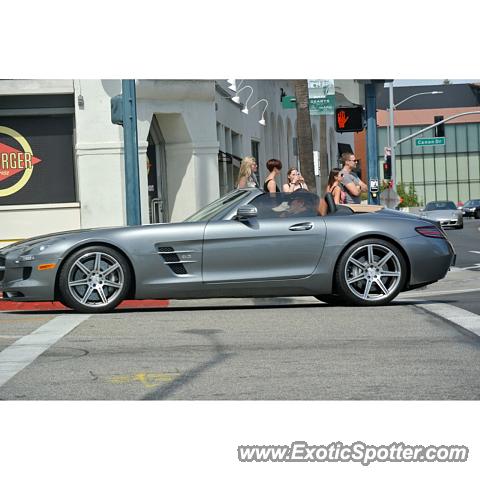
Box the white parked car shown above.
[419,201,463,229]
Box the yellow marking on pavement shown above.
[110,372,179,388]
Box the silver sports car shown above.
[419,201,464,229]
[0,189,455,313]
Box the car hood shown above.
[0,224,156,255]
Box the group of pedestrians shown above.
[236,151,367,205]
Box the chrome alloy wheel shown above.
[344,244,402,301]
[67,251,125,307]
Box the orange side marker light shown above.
[37,263,56,271]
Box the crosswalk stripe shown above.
[0,314,90,388]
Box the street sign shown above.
[281,95,296,109]
[379,188,401,209]
[415,137,446,146]
[308,79,335,115]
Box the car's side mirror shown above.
[236,205,257,220]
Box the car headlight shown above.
[15,254,36,264]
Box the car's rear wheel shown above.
[334,239,406,306]
[475,209,480,220]
[58,246,131,313]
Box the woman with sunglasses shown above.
[326,168,346,204]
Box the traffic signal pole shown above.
[365,83,380,204]
[121,80,141,226]
[388,83,396,188]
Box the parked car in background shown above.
[419,201,464,229]
[459,199,480,219]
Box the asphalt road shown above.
[424,217,480,315]
[1,294,480,400]
[444,217,480,269]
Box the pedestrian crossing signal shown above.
[335,106,364,133]
[383,155,392,180]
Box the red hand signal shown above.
[337,110,349,129]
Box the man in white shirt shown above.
[339,152,368,204]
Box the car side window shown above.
[249,192,320,219]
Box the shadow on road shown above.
[142,328,233,401]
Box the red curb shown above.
[0,299,169,311]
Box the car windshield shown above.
[425,201,456,211]
[464,199,480,207]
[183,190,251,222]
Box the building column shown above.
[75,141,125,228]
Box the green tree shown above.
[396,182,421,208]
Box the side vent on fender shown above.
[156,246,197,276]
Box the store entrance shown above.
[147,119,169,223]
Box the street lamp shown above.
[227,79,244,92]
[388,84,444,189]
[249,99,269,126]
[231,85,254,109]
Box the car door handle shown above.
[289,222,313,231]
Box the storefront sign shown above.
[0,116,76,206]
[0,126,42,197]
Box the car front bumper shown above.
[0,253,58,302]
[437,217,463,227]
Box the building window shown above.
[218,150,242,196]
[251,140,260,162]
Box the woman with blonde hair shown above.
[236,156,259,188]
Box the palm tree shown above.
[294,80,315,191]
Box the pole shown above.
[388,82,396,188]
[396,110,480,145]
[121,80,141,226]
[365,83,379,205]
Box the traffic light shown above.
[434,115,445,137]
[335,106,364,133]
[383,154,392,180]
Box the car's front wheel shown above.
[58,246,131,313]
[334,239,406,306]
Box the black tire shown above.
[455,224,464,229]
[315,294,350,306]
[58,245,131,313]
[334,238,407,306]
[475,209,480,220]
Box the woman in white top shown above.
[236,156,259,189]
[282,167,308,193]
